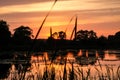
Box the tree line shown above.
[0,20,120,51]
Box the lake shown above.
[0,49,120,80]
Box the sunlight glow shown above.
[0,0,117,14]
[104,50,118,60]
[77,50,82,56]
[66,52,75,61]
[104,53,118,60]
[0,0,120,39]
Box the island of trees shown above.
[0,20,120,51]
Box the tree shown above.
[108,31,120,41]
[52,31,66,40]
[75,30,97,41]
[58,31,66,40]
[115,31,120,39]
[88,30,97,39]
[98,35,107,41]
[98,35,108,46]
[108,31,120,48]
[0,20,11,44]
[52,32,59,39]
[114,31,120,46]
[108,35,114,40]
[12,26,33,44]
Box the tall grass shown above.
[63,57,67,80]
[69,62,75,80]
[18,0,58,79]
[8,61,120,80]
[117,65,120,80]
[6,52,120,80]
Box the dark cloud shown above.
[0,0,68,7]
[0,0,58,7]
[1,7,120,17]
[0,11,45,19]
[0,7,120,21]
[87,0,120,5]
[0,10,73,20]
[78,7,120,17]
[86,21,120,29]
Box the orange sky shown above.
[0,0,120,39]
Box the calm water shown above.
[0,49,120,80]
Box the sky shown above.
[0,0,120,39]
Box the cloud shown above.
[87,0,120,4]
[1,7,120,18]
[0,0,53,7]
[0,0,68,7]
[78,7,120,17]
[86,0,120,10]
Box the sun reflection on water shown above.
[104,50,118,60]
[2,50,120,80]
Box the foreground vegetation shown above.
[6,60,120,80]
[0,49,120,80]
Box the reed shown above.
[117,65,120,80]
[69,62,75,80]
[105,65,111,80]
[7,51,120,80]
[9,62,120,80]
[63,57,67,80]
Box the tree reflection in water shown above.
[0,64,11,79]
[0,50,120,80]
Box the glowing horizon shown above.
[0,0,120,39]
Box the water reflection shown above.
[104,50,119,61]
[0,49,120,79]
[76,50,97,65]
[0,64,11,79]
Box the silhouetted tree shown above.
[12,26,33,44]
[0,64,11,79]
[52,31,66,40]
[75,30,97,41]
[114,31,120,47]
[88,30,97,39]
[114,31,120,40]
[98,35,107,41]
[52,32,59,39]
[46,31,66,49]
[108,35,114,41]
[98,35,108,47]
[0,20,11,45]
[58,31,66,40]
[108,31,120,48]
[108,31,120,41]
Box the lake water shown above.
[0,49,120,80]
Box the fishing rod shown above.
[34,0,57,40]
[65,14,77,33]
[50,15,78,64]
[27,0,58,54]
[70,15,77,40]
[20,0,58,80]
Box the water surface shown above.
[0,49,120,80]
